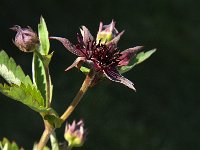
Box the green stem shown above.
[37,71,95,150]
[37,121,54,150]
[67,145,73,150]
[60,70,95,122]
[50,131,59,150]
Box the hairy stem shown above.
[60,70,95,122]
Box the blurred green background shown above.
[0,0,200,149]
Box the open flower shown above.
[50,21,143,91]
[11,25,39,52]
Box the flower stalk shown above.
[60,70,95,122]
[37,70,95,150]
[67,145,73,150]
[37,120,54,150]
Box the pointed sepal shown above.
[50,37,85,57]
[119,49,156,74]
[103,67,136,91]
[118,46,143,66]
[80,26,94,44]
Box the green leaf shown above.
[32,51,53,106]
[50,132,59,150]
[0,50,47,113]
[35,50,54,66]
[80,66,90,75]
[119,49,156,74]
[134,49,156,65]
[0,138,24,150]
[38,16,50,55]
[44,113,62,128]
[32,53,46,101]
[0,50,32,86]
[43,108,62,128]
[0,83,47,112]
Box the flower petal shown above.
[99,20,118,34]
[103,67,136,91]
[105,20,116,33]
[50,36,85,57]
[65,57,86,71]
[107,30,124,46]
[98,22,103,32]
[118,46,143,66]
[80,26,94,44]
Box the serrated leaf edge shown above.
[0,50,33,86]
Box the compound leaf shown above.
[0,50,32,86]
[0,83,46,112]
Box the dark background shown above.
[0,0,200,150]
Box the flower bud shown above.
[96,20,118,44]
[11,25,39,52]
[64,120,86,148]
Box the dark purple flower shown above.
[50,21,143,91]
[11,25,39,52]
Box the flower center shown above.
[76,37,121,68]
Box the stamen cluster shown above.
[76,34,121,70]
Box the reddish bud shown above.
[11,25,39,52]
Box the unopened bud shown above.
[64,120,86,148]
[96,20,118,44]
[11,25,39,52]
